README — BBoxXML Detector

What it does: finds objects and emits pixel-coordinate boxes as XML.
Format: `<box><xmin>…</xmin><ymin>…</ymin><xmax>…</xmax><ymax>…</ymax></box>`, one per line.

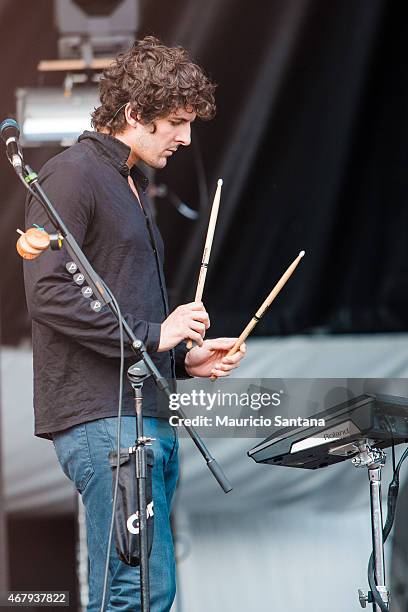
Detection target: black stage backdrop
<box><xmin>1</xmin><ymin>0</ymin><xmax>408</xmax><ymax>344</ymax></box>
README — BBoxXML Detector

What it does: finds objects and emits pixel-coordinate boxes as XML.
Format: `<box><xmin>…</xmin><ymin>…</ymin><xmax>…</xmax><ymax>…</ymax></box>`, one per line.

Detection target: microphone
<box><xmin>0</xmin><ymin>118</ymin><xmax>23</xmax><ymax>174</ymax></box>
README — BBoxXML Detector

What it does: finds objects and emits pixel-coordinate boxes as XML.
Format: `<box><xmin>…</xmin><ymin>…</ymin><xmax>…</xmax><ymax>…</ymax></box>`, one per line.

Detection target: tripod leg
<box><xmin>136</xmin><ymin>444</ymin><xmax>150</xmax><ymax>612</ymax></box>
<box><xmin>369</xmin><ymin>465</ymin><xmax>388</xmax><ymax>611</ymax></box>
<box><xmin>134</xmin><ymin>384</ymin><xmax>151</xmax><ymax>612</ymax></box>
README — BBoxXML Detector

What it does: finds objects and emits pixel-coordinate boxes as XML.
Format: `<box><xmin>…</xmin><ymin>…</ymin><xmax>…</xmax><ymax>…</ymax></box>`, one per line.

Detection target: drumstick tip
<box><xmin>217</xmin><ymin>178</ymin><xmax>223</xmax><ymax>187</ymax></box>
<box><xmin>299</xmin><ymin>250</ymin><xmax>305</xmax><ymax>258</ymax></box>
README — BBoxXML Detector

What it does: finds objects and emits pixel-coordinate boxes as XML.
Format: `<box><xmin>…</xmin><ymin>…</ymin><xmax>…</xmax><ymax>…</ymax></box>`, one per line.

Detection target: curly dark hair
<box><xmin>91</xmin><ymin>36</ymin><xmax>217</xmax><ymax>134</ymax></box>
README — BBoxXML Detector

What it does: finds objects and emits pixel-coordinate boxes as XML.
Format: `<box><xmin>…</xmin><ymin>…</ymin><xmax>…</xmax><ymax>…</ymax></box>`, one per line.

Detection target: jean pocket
<box><xmin>53</xmin><ymin>423</ymin><xmax>95</xmax><ymax>493</ymax></box>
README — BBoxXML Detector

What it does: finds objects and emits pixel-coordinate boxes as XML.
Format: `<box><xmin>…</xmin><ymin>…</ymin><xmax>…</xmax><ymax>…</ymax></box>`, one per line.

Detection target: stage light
<box><xmin>17</xmin><ymin>87</ymin><xmax>99</xmax><ymax>147</ymax></box>
<box><xmin>15</xmin><ymin>0</ymin><xmax>139</xmax><ymax>146</ymax></box>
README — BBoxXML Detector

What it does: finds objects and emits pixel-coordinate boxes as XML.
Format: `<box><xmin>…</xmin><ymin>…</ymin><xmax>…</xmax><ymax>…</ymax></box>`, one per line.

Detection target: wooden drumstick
<box><xmin>211</xmin><ymin>251</ymin><xmax>305</xmax><ymax>380</ymax></box>
<box><xmin>226</xmin><ymin>250</ymin><xmax>305</xmax><ymax>357</ymax></box>
<box><xmin>187</xmin><ymin>178</ymin><xmax>223</xmax><ymax>349</ymax></box>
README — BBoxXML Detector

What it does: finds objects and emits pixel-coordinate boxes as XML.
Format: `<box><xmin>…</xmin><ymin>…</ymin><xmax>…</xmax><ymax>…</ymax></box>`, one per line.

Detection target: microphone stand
<box><xmin>127</xmin><ymin>361</ymin><xmax>153</xmax><ymax>612</ymax></box>
<box><xmin>17</xmin><ymin>161</ymin><xmax>233</xmax><ymax>493</ymax></box>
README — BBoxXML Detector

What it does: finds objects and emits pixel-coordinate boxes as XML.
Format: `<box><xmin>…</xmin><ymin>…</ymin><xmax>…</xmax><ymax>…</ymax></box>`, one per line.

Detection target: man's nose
<box><xmin>176</xmin><ymin>123</ymin><xmax>191</xmax><ymax>146</ymax></box>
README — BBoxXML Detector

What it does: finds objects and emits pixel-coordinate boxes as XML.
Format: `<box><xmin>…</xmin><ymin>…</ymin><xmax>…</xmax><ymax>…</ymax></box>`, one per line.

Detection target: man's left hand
<box><xmin>185</xmin><ymin>338</ymin><xmax>246</xmax><ymax>378</ymax></box>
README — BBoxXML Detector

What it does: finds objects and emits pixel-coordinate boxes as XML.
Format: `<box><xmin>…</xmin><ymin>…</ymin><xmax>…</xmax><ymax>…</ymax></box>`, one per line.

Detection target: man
<box><xmin>23</xmin><ymin>37</ymin><xmax>246</xmax><ymax>611</ymax></box>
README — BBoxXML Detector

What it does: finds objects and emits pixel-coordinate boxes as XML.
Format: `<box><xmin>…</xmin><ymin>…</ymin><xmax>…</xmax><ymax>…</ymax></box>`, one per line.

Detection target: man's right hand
<box><xmin>158</xmin><ymin>302</ymin><xmax>210</xmax><ymax>352</ymax></box>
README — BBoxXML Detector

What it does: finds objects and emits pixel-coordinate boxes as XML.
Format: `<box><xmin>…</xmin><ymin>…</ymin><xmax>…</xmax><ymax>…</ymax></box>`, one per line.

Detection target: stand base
<box><xmin>353</xmin><ymin>441</ymin><xmax>389</xmax><ymax>612</ymax></box>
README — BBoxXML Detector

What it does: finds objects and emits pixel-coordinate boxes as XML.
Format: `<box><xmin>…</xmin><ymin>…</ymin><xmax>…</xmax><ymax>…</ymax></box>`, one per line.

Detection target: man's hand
<box><xmin>184</xmin><ymin>337</ymin><xmax>246</xmax><ymax>378</ymax></box>
<box><xmin>158</xmin><ymin>302</ymin><xmax>210</xmax><ymax>352</ymax></box>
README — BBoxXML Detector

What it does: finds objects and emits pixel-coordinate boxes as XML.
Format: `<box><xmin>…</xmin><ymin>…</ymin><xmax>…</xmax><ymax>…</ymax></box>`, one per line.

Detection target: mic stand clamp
<box><xmin>127</xmin><ymin>361</ymin><xmax>154</xmax><ymax>612</ymax></box>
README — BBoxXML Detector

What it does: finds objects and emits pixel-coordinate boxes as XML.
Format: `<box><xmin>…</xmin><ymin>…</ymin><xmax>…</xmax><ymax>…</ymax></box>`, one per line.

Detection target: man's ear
<box><xmin>124</xmin><ymin>103</ymin><xmax>139</xmax><ymax>128</ymax></box>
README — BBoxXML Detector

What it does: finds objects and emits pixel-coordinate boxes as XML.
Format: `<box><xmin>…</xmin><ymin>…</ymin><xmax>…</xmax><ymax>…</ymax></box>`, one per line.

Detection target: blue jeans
<box><xmin>53</xmin><ymin>417</ymin><xmax>179</xmax><ymax>612</ymax></box>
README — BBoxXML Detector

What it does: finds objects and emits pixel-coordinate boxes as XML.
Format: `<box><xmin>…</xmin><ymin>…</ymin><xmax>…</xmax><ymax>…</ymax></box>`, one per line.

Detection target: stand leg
<box><xmin>134</xmin><ymin>387</ymin><xmax>150</xmax><ymax>612</ymax></box>
<box><xmin>369</xmin><ymin>466</ymin><xmax>387</xmax><ymax>612</ymax></box>
<box><xmin>354</xmin><ymin>442</ymin><xmax>389</xmax><ymax>610</ymax></box>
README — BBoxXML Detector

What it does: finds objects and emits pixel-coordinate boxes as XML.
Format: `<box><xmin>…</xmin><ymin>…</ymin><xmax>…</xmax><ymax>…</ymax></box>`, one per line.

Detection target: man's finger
<box><xmin>217</xmin><ymin>361</ymin><xmax>238</xmax><ymax>372</ymax></box>
<box><xmin>189</xmin><ymin>301</ymin><xmax>206</xmax><ymax>310</ymax></box>
<box><xmin>221</xmin><ymin>353</ymin><xmax>242</xmax><ymax>365</ymax></box>
<box><xmin>206</xmin><ymin>337</ymin><xmax>239</xmax><ymax>351</ymax></box>
<box><xmin>190</xmin><ymin>320</ymin><xmax>206</xmax><ymax>336</ymax></box>
<box><xmin>188</xmin><ymin>330</ymin><xmax>204</xmax><ymax>346</ymax></box>
<box><xmin>210</xmin><ymin>367</ymin><xmax>230</xmax><ymax>378</ymax></box>
<box><xmin>191</xmin><ymin>311</ymin><xmax>211</xmax><ymax>327</ymax></box>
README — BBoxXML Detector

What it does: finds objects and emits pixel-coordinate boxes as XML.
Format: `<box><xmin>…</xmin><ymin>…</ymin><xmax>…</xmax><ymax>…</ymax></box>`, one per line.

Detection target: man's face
<box><xmin>128</xmin><ymin>107</ymin><xmax>196</xmax><ymax>169</ymax></box>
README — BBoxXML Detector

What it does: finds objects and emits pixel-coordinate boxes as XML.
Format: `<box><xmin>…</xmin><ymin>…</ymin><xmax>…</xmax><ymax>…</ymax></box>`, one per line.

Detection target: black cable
<box><xmin>368</xmin><ymin>555</ymin><xmax>388</xmax><ymax>612</ymax></box>
<box><xmin>17</xmin><ymin>172</ymin><xmax>35</xmax><ymax>196</ymax></box>
<box><xmin>391</xmin><ymin>442</ymin><xmax>396</xmax><ymax>476</ymax></box>
<box><xmin>22</xmin><ymin>165</ymin><xmax>62</xmax><ymax>229</ymax></box>
<box><xmin>99</xmin><ymin>286</ymin><xmax>125</xmax><ymax>612</ymax></box>
<box><xmin>384</xmin><ymin>417</ymin><xmax>396</xmax><ymax>476</ymax></box>
<box><xmin>389</xmin><ymin>437</ymin><xmax>396</xmax><ymax>478</ymax></box>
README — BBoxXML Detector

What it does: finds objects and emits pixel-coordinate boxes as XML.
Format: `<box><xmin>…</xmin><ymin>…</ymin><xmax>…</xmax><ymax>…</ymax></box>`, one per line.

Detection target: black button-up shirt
<box><xmin>24</xmin><ymin>131</ymin><xmax>187</xmax><ymax>438</ymax></box>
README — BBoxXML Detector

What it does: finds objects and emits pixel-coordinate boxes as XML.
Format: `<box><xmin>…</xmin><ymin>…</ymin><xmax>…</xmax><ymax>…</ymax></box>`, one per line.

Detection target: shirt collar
<box><xmin>78</xmin><ymin>130</ymin><xmax>149</xmax><ymax>192</ymax></box>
